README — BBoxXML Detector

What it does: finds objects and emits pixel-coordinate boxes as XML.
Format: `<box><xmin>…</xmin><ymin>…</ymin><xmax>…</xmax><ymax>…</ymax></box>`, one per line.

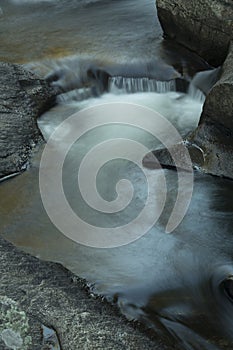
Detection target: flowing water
<box><xmin>1</xmin><ymin>1</ymin><xmax>233</xmax><ymax>349</ymax></box>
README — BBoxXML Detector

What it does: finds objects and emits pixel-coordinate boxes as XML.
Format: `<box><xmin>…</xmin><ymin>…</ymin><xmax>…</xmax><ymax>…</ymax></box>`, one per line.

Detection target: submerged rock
<box><xmin>0</xmin><ymin>62</ymin><xmax>55</xmax><ymax>180</ymax></box>
<box><xmin>156</xmin><ymin>0</ymin><xmax>233</xmax><ymax>66</ymax></box>
<box><xmin>143</xmin><ymin>142</ymin><xmax>204</xmax><ymax>171</ymax></box>
<box><xmin>0</xmin><ymin>237</ymin><xmax>173</xmax><ymax>350</ymax></box>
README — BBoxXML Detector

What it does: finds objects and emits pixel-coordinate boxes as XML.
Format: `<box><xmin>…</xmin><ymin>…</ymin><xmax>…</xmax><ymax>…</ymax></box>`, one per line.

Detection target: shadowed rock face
<box><xmin>189</xmin><ymin>43</ymin><xmax>233</xmax><ymax>178</ymax></box>
<box><xmin>0</xmin><ymin>237</ymin><xmax>173</xmax><ymax>350</ymax></box>
<box><xmin>143</xmin><ymin>45</ymin><xmax>233</xmax><ymax>178</ymax></box>
<box><xmin>0</xmin><ymin>62</ymin><xmax>55</xmax><ymax>180</ymax></box>
<box><xmin>154</xmin><ymin>0</ymin><xmax>233</xmax><ymax>179</ymax></box>
<box><xmin>156</xmin><ymin>0</ymin><xmax>233</xmax><ymax>66</ymax></box>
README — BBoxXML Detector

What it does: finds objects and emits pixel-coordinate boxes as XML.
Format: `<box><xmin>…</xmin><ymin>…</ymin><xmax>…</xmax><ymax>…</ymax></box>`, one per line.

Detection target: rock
<box><xmin>156</xmin><ymin>0</ymin><xmax>233</xmax><ymax>66</ymax></box>
<box><xmin>143</xmin><ymin>43</ymin><xmax>233</xmax><ymax>179</ymax></box>
<box><xmin>0</xmin><ymin>236</ymin><xmax>174</xmax><ymax>350</ymax></box>
<box><xmin>147</xmin><ymin>2</ymin><xmax>233</xmax><ymax>179</ymax></box>
<box><xmin>0</xmin><ymin>62</ymin><xmax>56</xmax><ymax>180</ymax></box>
<box><xmin>143</xmin><ymin>142</ymin><xmax>204</xmax><ymax>171</ymax></box>
<box><xmin>189</xmin><ymin>42</ymin><xmax>233</xmax><ymax>178</ymax></box>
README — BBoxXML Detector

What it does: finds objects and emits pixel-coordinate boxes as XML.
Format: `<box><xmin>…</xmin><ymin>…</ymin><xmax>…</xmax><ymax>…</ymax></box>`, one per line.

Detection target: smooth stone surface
<box><xmin>0</xmin><ymin>62</ymin><xmax>55</xmax><ymax>179</ymax></box>
<box><xmin>156</xmin><ymin>0</ymin><xmax>233</xmax><ymax>66</ymax></box>
<box><xmin>143</xmin><ymin>142</ymin><xmax>204</xmax><ymax>171</ymax></box>
<box><xmin>0</xmin><ymin>236</ymin><xmax>175</xmax><ymax>350</ymax></box>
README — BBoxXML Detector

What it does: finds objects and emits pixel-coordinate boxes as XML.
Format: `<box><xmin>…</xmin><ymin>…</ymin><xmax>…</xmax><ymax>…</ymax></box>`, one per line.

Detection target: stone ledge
<box><xmin>0</xmin><ymin>236</ymin><xmax>174</xmax><ymax>350</ymax></box>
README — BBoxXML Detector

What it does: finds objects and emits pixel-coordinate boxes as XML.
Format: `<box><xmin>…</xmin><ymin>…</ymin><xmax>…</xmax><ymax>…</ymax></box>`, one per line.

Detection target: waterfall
<box><xmin>191</xmin><ymin>67</ymin><xmax>221</xmax><ymax>94</ymax></box>
<box><xmin>187</xmin><ymin>67</ymin><xmax>221</xmax><ymax>103</ymax></box>
<box><xmin>108</xmin><ymin>76</ymin><xmax>206</xmax><ymax>103</ymax></box>
<box><xmin>55</xmin><ymin>75</ymin><xmax>207</xmax><ymax>104</ymax></box>
<box><xmin>187</xmin><ymin>83</ymin><xmax>206</xmax><ymax>103</ymax></box>
<box><xmin>57</xmin><ymin>87</ymin><xmax>96</xmax><ymax>103</ymax></box>
<box><xmin>108</xmin><ymin>76</ymin><xmax>177</xmax><ymax>94</ymax></box>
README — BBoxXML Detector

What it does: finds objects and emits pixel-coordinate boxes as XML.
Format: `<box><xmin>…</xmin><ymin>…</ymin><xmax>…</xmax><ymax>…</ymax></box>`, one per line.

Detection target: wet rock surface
<box><xmin>156</xmin><ymin>0</ymin><xmax>233</xmax><ymax>66</ymax></box>
<box><xmin>143</xmin><ymin>45</ymin><xmax>233</xmax><ymax>178</ymax></box>
<box><xmin>0</xmin><ymin>236</ymin><xmax>174</xmax><ymax>350</ymax></box>
<box><xmin>0</xmin><ymin>62</ymin><xmax>55</xmax><ymax>180</ymax></box>
<box><xmin>143</xmin><ymin>142</ymin><xmax>204</xmax><ymax>171</ymax></box>
<box><xmin>154</xmin><ymin>1</ymin><xmax>233</xmax><ymax>179</ymax></box>
<box><xmin>189</xmin><ymin>42</ymin><xmax>233</xmax><ymax>178</ymax></box>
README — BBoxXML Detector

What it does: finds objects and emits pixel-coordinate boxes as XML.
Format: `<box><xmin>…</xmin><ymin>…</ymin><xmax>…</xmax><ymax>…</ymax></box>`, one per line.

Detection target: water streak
<box><xmin>109</xmin><ymin>76</ymin><xmax>206</xmax><ymax>103</ymax></box>
<box><xmin>188</xmin><ymin>83</ymin><xmax>206</xmax><ymax>103</ymax></box>
<box><xmin>108</xmin><ymin>76</ymin><xmax>176</xmax><ymax>94</ymax></box>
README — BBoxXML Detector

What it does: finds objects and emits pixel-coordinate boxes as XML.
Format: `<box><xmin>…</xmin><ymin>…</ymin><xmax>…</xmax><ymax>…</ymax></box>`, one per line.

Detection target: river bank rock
<box><xmin>188</xmin><ymin>42</ymin><xmax>233</xmax><ymax>178</ymax></box>
<box><xmin>143</xmin><ymin>43</ymin><xmax>233</xmax><ymax>179</ymax></box>
<box><xmin>0</xmin><ymin>236</ymin><xmax>175</xmax><ymax>350</ymax></box>
<box><xmin>0</xmin><ymin>62</ymin><xmax>55</xmax><ymax>180</ymax></box>
<box><xmin>154</xmin><ymin>1</ymin><xmax>233</xmax><ymax>179</ymax></box>
<box><xmin>156</xmin><ymin>0</ymin><xmax>233</xmax><ymax>66</ymax></box>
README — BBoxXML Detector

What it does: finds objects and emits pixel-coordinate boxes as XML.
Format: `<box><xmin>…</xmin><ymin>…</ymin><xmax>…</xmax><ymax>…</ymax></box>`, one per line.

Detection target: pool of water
<box><xmin>1</xmin><ymin>0</ymin><xmax>233</xmax><ymax>349</ymax></box>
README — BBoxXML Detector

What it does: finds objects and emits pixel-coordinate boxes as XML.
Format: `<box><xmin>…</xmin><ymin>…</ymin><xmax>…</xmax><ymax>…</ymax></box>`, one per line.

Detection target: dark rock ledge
<box><xmin>0</xmin><ymin>237</ymin><xmax>172</xmax><ymax>350</ymax></box>
<box><xmin>0</xmin><ymin>62</ymin><xmax>55</xmax><ymax>180</ymax></box>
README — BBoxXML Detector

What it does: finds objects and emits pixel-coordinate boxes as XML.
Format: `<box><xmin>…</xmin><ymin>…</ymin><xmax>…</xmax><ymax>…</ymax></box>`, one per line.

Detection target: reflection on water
<box><xmin>0</xmin><ymin>0</ymin><xmax>209</xmax><ymax>77</ymax></box>
<box><xmin>0</xmin><ymin>0</ymin><xmax>161</xmax><ymax>63</ymax></box>
<box><xmin>1</xmin><ymin>89</ymin><xmax>233</xmax><ymax>348</ymax></box>
<box><xmin>1</xmin><ymin>147</ymin><xmax>233</xmax><ymax>349</ymax></box>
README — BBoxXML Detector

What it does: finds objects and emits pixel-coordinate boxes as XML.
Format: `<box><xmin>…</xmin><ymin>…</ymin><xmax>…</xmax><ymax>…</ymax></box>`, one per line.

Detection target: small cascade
<box><xmin>54</xmin><ymin>73</ymin><xmax>207</xmax><ymax>104</ymax></box>
<box><xmin>108</xmin><ymin>76</ymin><xmax>177</xmax><ymax>94</ymax></box>
<box><xmin>191</xmin><ymin>67</ymin><xmax>221</xmax><ymax>95</ymax></box>
<box><xmin>187</xmin><ymin>83</ymin><xmax>206</xmax><ymax>103</ymax></box>
<box><xmin>57</xmin><ymin>87</ymin><xmax>96</xmax><ymax>103</ymax></box>
<box><xmin>108</xmin><ymin>76</ymin><xmax>206</xmax><ymax>103</ymax></box>
<box><xmin>187</xmin><ymin>67</ymin><xmax>221</xmax><ymax>103</ymax></box>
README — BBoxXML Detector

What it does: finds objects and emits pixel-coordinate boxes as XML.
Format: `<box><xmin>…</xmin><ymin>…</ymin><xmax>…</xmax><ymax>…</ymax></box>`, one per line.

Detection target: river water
<box><xmin>1</xmin><ymin>1</ymin><xmax>233</xmax><ymax>349</ymax></box>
